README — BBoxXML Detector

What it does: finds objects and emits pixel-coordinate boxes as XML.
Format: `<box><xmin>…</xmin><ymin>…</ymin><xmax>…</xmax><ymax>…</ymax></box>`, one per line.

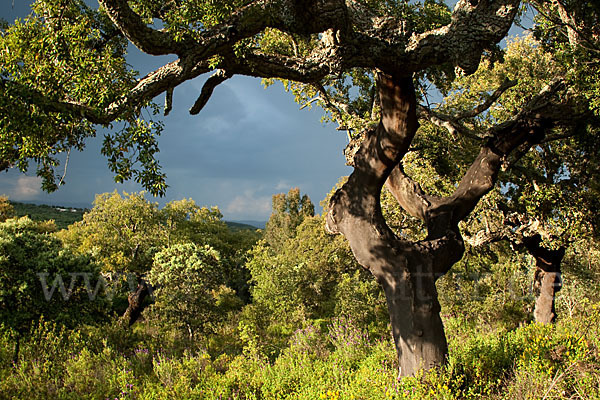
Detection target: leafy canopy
<box><xmin>1</xmin><ymin>0</ymin><xmax>162</xmax><ymax>193</ymax></box>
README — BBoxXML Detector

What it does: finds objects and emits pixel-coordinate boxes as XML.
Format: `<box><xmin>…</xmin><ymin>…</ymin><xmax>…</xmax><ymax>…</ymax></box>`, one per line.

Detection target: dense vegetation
<box><xmin>2</xmin><ymin>0</ymin><xmax>600</xmax><ymax>395</ymax></box>
<box><xmin>0</xmin><ymin>188</ymin><xmax>599</xmax><ymax>399</ymax></box>
<box><xmin>2</xmin><ymin>310</ymin><xmax>600</xmax><ymax>399</ymax></box>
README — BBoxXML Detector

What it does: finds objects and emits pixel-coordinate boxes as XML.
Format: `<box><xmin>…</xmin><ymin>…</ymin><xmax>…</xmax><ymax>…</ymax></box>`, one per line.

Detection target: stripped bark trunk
<box><xmin>523</xmin><ymin>235</ymin><xmax>565</xmax><ymax>324</ymax></box>
<box><xmin>121</xmin><ymin>279</ymin><xmax>151</xmax><ymax>327</ymax></box>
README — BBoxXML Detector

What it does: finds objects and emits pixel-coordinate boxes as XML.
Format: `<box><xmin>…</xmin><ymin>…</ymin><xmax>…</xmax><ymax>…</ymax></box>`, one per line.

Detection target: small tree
<box><xmin>162</xmin><ymin>198</ymin><xmax>261</xmax><ymax>301</ymax></box>
<box><xmin>147</xmin><ymin>243</ymin><xmax>230</xmax><ymax>341</ymax></box>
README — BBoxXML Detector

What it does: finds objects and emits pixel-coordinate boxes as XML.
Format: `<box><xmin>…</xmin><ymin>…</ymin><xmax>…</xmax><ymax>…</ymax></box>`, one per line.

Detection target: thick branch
<box><xmin>327</xmin><ymin>74</ymin><xmax>464</xmax><ymax>276</ymax></box>
<box><xmin>5</xmin><ymin>45</ymin><xmax>335</xmax><ymax>125</ymax></box>
<box><xmin>465</xmin><ymin>229</ymin><xmax>507</xmax><ymax>247</ymax></box>
<box><xmin>523</xmin><ymin>234</ymin><xmax>566</xmax><ymax>273</ymax></box>
<box><xmin>553</xmin><ymin>0</ymin><xmax>580</xmax><ymax>46</ymax></box>
<box><xmin>439</xmin><ymin>79</ymin><xmax>566</xmax><ymax>225</ymax></box>
<box><xmin>34</xmin><ymin>0</ymin><xmax>520</xmax><ymax>127</ymax></box>
<box><xmin>1</xmin><ymin>78</ymin><xmax>111</xmax><ymax>124</ymax></box>
<box><xmin>385</xmin><ymin>166</ymin><xmax>441</xmax><ymax>222</ymax></box>
<box><xmin>273</xmin><ymin>0</ymin><xmax>350</xmax><ymax>35</ymax></box>
<box><xmin>107</xmin><ymin>58</ymin><xmax>210</xmax><ymax>120</ymax></box>
<box><xmin>350</xmin><ymin>0</ymin><xmax>520</xmax><ymax>76</ymax></box>
<box><xmin>233</xmin><ymin>0</ymin><xmax>519</xmax><ymax>84</ymax></box>
<box><xmin>4</xmin><ymin>56</ymin><xmax>212</xmax><ymax>125</ymax></box>
<box><xmin>98</xmin><ymin>0</ymin><xmax>184</xmax><ymax>55</ymax></box>
<box><xmin>225</xmin><ymin>51</ymin><xmax>331</xmax><ymax>83</ymax></box>
<box><xmin>384</xmin><ymin>79</ymin><xmax>569</xmax><ymax>243</ymax></box>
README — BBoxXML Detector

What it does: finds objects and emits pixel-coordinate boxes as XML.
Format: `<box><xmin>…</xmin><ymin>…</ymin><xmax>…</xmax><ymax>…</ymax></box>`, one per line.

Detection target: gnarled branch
<box><xmin>189</xmin><ymin>69</ymin><xmax>231</xmax><ymax>115</ymax></box>
<box><xmin>98</xmin><ymin>0</ymin><xmax>185</xmax><ymax>55</ymax></box>
<box><xmin>455</xmin><ymin>78</ymin><xmax>518</xmax><ymax>120</ymax></box>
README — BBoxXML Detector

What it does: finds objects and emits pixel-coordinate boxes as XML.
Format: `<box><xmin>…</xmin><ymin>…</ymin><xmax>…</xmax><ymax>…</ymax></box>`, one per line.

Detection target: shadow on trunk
<box><xmin>121</xmin><ymin>279</ymin><xmax>152</xmax><ymax>327</ymax></box>
<box><xmin>326</xmin><ymin>73</ymin><xmax>564</xmax><ymax>376</ymax></box>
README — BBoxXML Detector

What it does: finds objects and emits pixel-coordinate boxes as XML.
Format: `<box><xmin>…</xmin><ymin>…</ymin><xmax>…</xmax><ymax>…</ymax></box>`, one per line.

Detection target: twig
<box><xmin>58</xmin><ymin>149</ymin><xmax>71</xmax><ymax>187</ymax></box>
<box><xmin>541</xmin><ymin>359</ymin><xmax>579</xmax><ymax>400</ymax></box>
<box><xmin>455</xmin><ymin>78</ymin><xmax>518</xmax><ymax>120</ymax></box>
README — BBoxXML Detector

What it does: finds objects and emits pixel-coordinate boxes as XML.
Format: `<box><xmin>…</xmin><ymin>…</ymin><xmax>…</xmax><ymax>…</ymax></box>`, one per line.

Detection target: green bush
<box><xmin>0</xmin><ymin>298</ymin><xmax>598</xmax><ymax>400</ymax></box>
<box><xmin>0</xmin><ymin>217</ymin><xmax>108</xmax><ymax>345</ymax></box>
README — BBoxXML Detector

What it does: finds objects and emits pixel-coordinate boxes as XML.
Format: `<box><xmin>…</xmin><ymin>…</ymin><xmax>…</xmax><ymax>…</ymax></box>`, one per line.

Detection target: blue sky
<box><xmin>0</xmin><ymin>1</ymin><xmax>351</xmax><ymax>221</ymax></box>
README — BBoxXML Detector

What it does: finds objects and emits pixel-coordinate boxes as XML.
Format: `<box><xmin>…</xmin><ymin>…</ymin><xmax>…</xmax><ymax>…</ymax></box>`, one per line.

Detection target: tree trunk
<box><xmin>326</xmin><ymin>73</ymin><xmax>465</xmax><ymax>376</ymax></box>
<box><xmin>121</xmin><ymin>279</ymin><xmax>151</xmax><ymax>327</ymax></box>
<box><xmin>523</xmin><ymin>235</ymin><xmax>565</xmax><ymax>324</ymax></box>
<box><xmin>382</xmin><ymin>261</ymin><xmax>453</xmax><ymax>376</ymax></box>
<box><xmin>326</xmin><ymin>73</ymin><xmax>555</xmax><ymax>376</ymax></box>
<box><xmin>533</xmin><ymin>268</ymin><xmax>562</xmax><ymax>324</ymax></box>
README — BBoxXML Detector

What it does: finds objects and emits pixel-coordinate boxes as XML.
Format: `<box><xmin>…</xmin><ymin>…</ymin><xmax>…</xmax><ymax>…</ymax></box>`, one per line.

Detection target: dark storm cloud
<box><xmin>161</xmin><ymin>77</ymin><xmax>346</xmax><ymax>181</ymax></box>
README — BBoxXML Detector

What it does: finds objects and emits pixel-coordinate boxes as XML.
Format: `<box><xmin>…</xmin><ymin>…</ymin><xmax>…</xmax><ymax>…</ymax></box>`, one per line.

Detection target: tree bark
<box><xmin>121</xmin><ymin>279</ymin><xmax>151</xmax><ymax>327</ymax></box>
<box><xmin>523</xmin><ymin>235</ymin><xmax>565</xmax><ymax>324</ymax></box>
<box><xmin>326</xmin><ymin>73</ymin><xmax>465</xmax><ymax>376</ymax></box>
<box><xmin>327</xmin><ymin>74</ymin><xmax>559</xmax><ymax>376</ymax></box>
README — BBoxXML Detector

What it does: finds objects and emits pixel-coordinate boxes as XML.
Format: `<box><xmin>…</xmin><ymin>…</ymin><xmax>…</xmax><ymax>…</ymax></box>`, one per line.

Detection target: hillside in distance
<box><xmin>231</xmin><ymin>220</ymin><xmax>266</xmax><ymax>229</ymax></box>
<box><xmin>10</xmin><ymin>201</ymin><xmax>262</xmax><ymax>231</ymax></box>
<box><xmin>11</xmin><ymin>201</ymin><xmax>87</xmax><ymax>229</ymax></box>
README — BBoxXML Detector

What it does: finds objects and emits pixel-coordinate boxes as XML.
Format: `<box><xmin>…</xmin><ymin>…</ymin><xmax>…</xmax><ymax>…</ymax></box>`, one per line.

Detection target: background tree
<box><xmin>59</xmin><ymin>191</ymin><xmax>260</xmax><ymax>325</ymax></box>
<box><xmin>0</xmin><ymin>217</ymin><xmax>106</xmax><ymax>359</ymax></box>
<box><xmin>528</xmin><ymin>0</ymin><xmax>600</xmax><ymax>115</ymax></box>
<box><xmin>58</xmin><ymin>191</ymin><xmax>163</xmax><ymax>325</ymax></box>
<box><xmin>0</xmin><ymin>195</ymin><xmax>15</xmax><ymax>222</ymax></box>
<box><xmin>162</xmin><ymin>199</ymin><xmax>226</xmax><ymax>246</ymax></box>
<box><xmin>147</xmin><ymin>242</ymin><xmax>236</xmax><ymax>342</ymax></box>
<box><xmin>263</xmin><ymin>188</ymin><xmax>315</xmax><ymax>251</ymax></box>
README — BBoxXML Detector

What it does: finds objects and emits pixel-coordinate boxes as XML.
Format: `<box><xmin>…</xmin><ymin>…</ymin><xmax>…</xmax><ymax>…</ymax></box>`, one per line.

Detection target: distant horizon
<box><xmin>6</xmin><ymin>197</ymin><xmax>270</xmax><ymax>227</ymax></box>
